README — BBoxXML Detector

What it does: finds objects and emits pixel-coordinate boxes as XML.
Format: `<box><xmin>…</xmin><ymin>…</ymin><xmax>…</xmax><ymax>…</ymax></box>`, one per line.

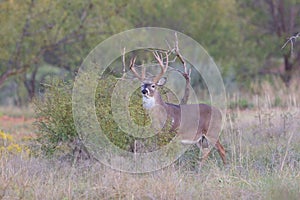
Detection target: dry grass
<box><xmin>0</xmin><ymin>94</ymin><xmax>300</xmax><ymax>199</ymax></box>
<box><xmin>0</xmin><ymin>105</ymin><xmax>35</xmax><ymax>119</ymax></box>
<box><xmin>0</xmin><ymin>152</ymin><xmax>299</xmax><ymax>200</ymax></box>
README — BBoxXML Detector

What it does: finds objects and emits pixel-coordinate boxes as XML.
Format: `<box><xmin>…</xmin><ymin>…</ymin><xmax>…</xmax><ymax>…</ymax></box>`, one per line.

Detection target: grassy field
<box><xmin>0</xmin><ymin>97</ymin><xmax>299</xmax><ymax>200</ymax></box>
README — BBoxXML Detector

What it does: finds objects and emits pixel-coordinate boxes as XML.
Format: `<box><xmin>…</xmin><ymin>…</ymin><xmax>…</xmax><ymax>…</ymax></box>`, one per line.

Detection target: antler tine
<box><xmin>129</xmin><ymin>56</ymin><xmax>145</xmax><ymax>81</ymax></box>
<box><xmin>153</xmin><ymin>51</ymin><xmax>169</xmax><ymax>83</ymax></box>
<box><xmin>141</xmin><ymin>63</ymin><xmax>146</xmax><ymax>80</ymax></box>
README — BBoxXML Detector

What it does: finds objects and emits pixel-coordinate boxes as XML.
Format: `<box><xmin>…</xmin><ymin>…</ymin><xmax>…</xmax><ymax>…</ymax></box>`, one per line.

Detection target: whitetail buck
<box><xmin>129</xmin><ymin>52</ymin><xmax>226</xmax><ymax>165</ymax></box>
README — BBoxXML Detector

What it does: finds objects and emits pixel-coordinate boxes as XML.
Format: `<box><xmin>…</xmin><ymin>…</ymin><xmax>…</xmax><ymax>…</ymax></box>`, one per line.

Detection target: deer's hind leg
<box><xmin>215</xmin><ymin>140</ymin><xmax>226</xmax><ymax>165</ymax></box>
<box><xmin>197</xmin><ymin>136</ymin><xmax>211</xmax><ymax>166</ymax></box>
<box><xmin>197</xmin><ymin>136</ymin><xmax>226</xmax><ymax>166</ymax></box>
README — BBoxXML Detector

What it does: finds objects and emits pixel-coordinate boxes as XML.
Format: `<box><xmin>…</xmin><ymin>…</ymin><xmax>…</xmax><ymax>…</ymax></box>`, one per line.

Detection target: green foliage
<box><xmin>34</xmin><ymin>75</ymin><xmax>179</xmax><ymax>156</ymax></box>
<box><xmin>34</xmin><ymin>78</ymin><xmax>76</xmax><ymax>155</ymax></box>
<box><xmin>95</xmin><ymin>76</ymin><xmax>177</xmax><ymax>152</ymax></box>
<box><xmin>95</xmin><ymin>76</ymin><xmax>135</xmax><ymax>151</ymax></box>
<box><xmin>125</xmin><ymin>0</ymin><xmax>241</xmax><ymax>76</ymax></box>
<box><xmin>3</xmin><ymin>0</ymin><xmax>300</xmax><ymax>104</ymax></box>
<box><xmin>0</xmin><ymin>0</ymin><xmax>132</xmax><ymax>104</ymax></box>
<box><xmin>236</xmin><ymin>0</ymin><xmax>300</xmax><ymax>87</ymax></box>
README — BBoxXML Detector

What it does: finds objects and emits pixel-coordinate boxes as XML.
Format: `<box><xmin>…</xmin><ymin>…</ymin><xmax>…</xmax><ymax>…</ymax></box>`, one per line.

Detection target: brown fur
<box><xmin>143</xmin><ymin>81</ymin><xmax>226</xmax><ymax>165</ymax></box>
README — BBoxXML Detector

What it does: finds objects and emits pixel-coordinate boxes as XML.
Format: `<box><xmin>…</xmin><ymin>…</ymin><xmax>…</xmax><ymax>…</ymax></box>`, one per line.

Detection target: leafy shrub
<box><xmin>95</xmin><ymin>76</ymin><xmax>135</xmax><ymax>151</ymax></box>
<box><xmin>34</xmin><ymin>76</ymin><xmax>177</xmax><ymax>158</ymax></box>
<box><xmin>34</xmin><ymin>78</ymin><xmax>76</xmax><ymax>156</ymax></box>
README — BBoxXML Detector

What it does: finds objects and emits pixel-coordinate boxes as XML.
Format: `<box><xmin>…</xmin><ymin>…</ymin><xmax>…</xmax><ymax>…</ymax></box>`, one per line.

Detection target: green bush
<box><xmin>34</xmin><ymin>76</ymin><xmax>177</xmax><ymax>158</ymax></box>
<box><xmin>95</xmin><ymin>76</ymin><xmax>135</xmax><ymax>151</ymax></box>
<box><xmin>34</xmin><ymin>78</ymin><xmax>76</xmax><ymax>156</ymax></box>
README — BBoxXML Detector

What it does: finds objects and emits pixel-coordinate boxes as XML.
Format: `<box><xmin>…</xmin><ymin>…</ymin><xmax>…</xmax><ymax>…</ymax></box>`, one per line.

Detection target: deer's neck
<box><xmin>142</xmin><ymin>91</ymin><xmax>167</xmax><ymax>110</ymax></box>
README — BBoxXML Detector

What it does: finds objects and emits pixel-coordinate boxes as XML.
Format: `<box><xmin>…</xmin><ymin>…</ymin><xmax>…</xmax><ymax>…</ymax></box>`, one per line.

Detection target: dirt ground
<box><xmin>0</xmin><ymin>115</ymin><xmax>36</xmax><ymax>141</ymax></box>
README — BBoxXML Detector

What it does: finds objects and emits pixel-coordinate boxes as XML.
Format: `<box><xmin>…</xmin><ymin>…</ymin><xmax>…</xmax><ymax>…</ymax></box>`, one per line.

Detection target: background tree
<box><xmin>1</xmin><ymin>0</ymin><xmax>300</xmax><ymax>105</ymax></box>
<box><xmin>237</xmin><ymin>0</ymin><xmax>300</xmax><ymax>87</ymax></box>
<box><xmin>124</xmin><ymin>0</ymin><xmax>242</xmax><ymax>90</ymax></box>
<box><xmin>0</xmin><ymin>0</ymin><xmax>130</xmax><ymax>104</ymax></box>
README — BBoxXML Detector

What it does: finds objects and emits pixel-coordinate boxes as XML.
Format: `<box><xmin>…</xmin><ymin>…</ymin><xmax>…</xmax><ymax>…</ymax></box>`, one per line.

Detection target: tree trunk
<box><xmin>24</xmin><ymin>65</ymin><xmax>38</xmax><ymax>101</ymax></box>
<box><xmin>281</xmin><ymin>54</ymin><xmax>293</xmax><ymax>87</ymax></box>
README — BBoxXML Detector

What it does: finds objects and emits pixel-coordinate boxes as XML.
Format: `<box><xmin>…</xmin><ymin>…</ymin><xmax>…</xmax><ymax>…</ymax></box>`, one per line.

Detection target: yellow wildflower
<box><xmin>7</xmin><ymin>143</ymin><xmax>22</xmax><ymax>153</ymax></box>
<box><xmin>0</xmin><ymin>130</ymin><xmax>13</xmax><ymax>141</ymax></box>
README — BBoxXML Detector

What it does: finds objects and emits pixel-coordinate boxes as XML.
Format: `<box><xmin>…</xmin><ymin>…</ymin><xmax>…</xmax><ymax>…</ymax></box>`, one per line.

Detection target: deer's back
<box><xmin>170</xmin><ymin>103</ymin><xmax>222</xmax><ymax>142</ymax></box>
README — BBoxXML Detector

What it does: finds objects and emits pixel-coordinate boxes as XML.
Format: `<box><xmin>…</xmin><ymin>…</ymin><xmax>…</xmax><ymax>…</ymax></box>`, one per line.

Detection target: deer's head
<box><xmin>130</xmin><ymin>52</ymin><xmax>169</xmax><ymax>109</ymax></box>
<box><xmin>141</xmin><ymin>77</ymin><xmax>166</xmax><ymax>98</ymax></box>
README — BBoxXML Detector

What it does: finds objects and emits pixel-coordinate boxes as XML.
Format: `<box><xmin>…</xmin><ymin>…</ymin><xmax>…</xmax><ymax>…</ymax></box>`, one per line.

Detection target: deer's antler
<box><xmin>129</xmin><ymin>56</ymin><xmax>145</xmax><ymax>81</ymax></box>
<box><xmin>153</xmin><ymin>51</ymin><xmax>169</xmax><ymax>83</ymax></box>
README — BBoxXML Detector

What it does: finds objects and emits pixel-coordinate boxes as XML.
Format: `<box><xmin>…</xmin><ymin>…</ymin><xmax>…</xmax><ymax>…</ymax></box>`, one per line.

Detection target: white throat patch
<box><xmin>142</xmin><ymin>96</ymin><xmax>156</xmax><ymax>109</ymax></box>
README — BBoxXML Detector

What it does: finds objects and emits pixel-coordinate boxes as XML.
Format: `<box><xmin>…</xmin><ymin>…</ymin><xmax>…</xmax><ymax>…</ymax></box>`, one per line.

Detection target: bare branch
<box><xmin>0</xmin><ymin>65</ymin><xmax>30</xmax><ymax>87</ymax></box>
<box><xmin>281</xmin><ymin>32</ymin><xmax>300</xmax><ymax>55</ymax></box>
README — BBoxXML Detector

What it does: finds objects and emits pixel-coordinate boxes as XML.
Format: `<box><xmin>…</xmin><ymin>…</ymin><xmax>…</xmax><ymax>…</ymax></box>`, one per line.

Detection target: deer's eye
<box><xmin>151</xmin><ymin>85</ymin><xmax>155</xmax><ymax>88</ymax></box>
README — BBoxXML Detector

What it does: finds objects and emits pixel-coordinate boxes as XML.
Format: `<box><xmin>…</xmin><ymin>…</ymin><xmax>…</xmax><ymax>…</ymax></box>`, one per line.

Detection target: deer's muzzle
<box><xmin>142</xmin><ymin>89</ymin><xmax>148</xmax><ymax>95</ymax></box>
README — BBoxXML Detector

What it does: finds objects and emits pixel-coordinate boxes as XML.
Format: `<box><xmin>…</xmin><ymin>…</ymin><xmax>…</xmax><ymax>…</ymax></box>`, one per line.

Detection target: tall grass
<box><xmin>0</xmin><ymin>107</ymin><xmax>299</xmax><ymax>199</ymax></box>
<box><xmin>0</xmin><ymin>82</ymin><xmax>299</xmax><ymax>199</ymax></box>
<box><xmin>0</xmin><ymin>149</ymin><xmax>299</xmax><ymax>199</ymax></box>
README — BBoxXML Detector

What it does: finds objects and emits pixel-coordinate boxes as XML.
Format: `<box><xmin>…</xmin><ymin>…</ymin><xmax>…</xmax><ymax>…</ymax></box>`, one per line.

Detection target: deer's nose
<box><xmin>142</xmin><ymin>89</ymin><xmax>147</xmax><ymax>94</ymax></box>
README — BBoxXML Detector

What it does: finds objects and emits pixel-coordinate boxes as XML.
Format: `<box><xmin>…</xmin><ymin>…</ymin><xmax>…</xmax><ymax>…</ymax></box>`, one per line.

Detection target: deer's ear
<box><xmin>157</xmin><ymin>77</ymin><xmax>167</xmax><ymax>86</ymax></box>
